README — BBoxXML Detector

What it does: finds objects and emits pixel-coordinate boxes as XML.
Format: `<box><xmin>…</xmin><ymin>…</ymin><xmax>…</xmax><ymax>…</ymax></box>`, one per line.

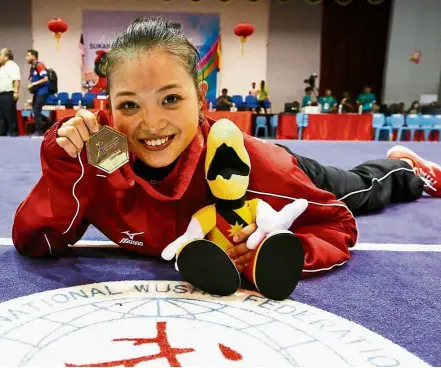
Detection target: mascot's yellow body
<box><xmin>162</xmin><ymin>119</ymin><xmax>307</xmax><ymax>301</ymax></box>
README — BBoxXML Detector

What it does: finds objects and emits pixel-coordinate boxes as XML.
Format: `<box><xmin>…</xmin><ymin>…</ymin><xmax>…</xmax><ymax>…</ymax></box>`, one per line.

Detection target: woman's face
<box><xmin>109</xmin><ymin>50</ymin><xmax>203</xmax><ymax>168</ymax></box>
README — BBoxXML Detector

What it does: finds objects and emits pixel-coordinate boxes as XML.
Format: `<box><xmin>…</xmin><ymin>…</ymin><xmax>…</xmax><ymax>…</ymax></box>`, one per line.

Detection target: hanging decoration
<box><xmin>304</xmin><ymin>0</ymin><xmax>386</xmax><ymax>4</ymax></box>
<box><xmin>234</xmin><ymin>22</ymin><xmax>254</xmax><ymax>56</ymax></box>
<box><xmin>335</xmin><ymin>0</ymin><xmax>353</xmax><ymax>5</ymax></box>
<box><xmin>47</xmin><ymin>18</ymin><xmax>68</xmax><ymax>50</ymax></box>
<box><xmin>367</xmin><ymin>0</ymin><xmax>386</xmax><ymax>4</ymax></box>
<box><xmin>409</xmin><ymin>49</ymin><xmax>422</xmax><ymax>65</ymax></box>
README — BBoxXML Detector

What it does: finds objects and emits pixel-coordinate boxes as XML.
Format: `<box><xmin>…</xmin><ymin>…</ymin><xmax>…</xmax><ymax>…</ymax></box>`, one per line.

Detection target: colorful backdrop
<box><xmin>82</xmin><ymin>10</ymin><xmax>221</xmax><ymax>98</ymax></box>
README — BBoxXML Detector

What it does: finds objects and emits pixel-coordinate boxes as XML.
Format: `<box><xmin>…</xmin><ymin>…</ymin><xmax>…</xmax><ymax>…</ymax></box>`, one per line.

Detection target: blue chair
<box><xmin>83</xmin><ymin>92</ymin><xmax>97</xmax><ymax>107</ymax></box>
<box><xmin>21</xmin><ymin>109</ymin><xmax>32</xmax><ymax>118</ymax></box>
<box><xmin>420</xmin><ymin>114</ymin><xmax>441</xmax><ymax>141</ymax></box>
<box><xmin>254</xmin><ymin>115</ymin><xmax>268</xmax><ymax>137</ymax></box>
<box><xmin>245</xmin><ymin>95</ymin><xmax>258</xmax><ymax>110</ymax></box>
<box><xmin>269</xmin><ymin>114</ymin><xmax>278</xmax><ymax>137</ymax></box>
<box><xmin>296</xmin><ymin>113</ymin><xmax>309</xmax><ymax>140</ymax></box>
<box><xmin>432</xmin><ymin>115</ymin><xmax>441</xmax><ymax>141</ymax></box>
<box><xmin>372</xmin><ymin>113</ymin><xmax>392</xmax><ymax>141</ymax></box>
<box><xmin>45</xmin><ymin>94</ymin><xmax>58</xmax><ymax>105</ymax></box>
<box><xmin>232</xmin><ymin>95</ymin><xmax>244</xmax><ymax>108</ymax></box>
<box><xmin>398</xmin><ymin>114</ymin><xmax>422</xmax><ymax>141</ymax></box>
<box><xmin>388</xmin><ymin>114</ymin><xmax>405</xmax><ymax>141</ymax></box>
<box><xmin>57</xmin><ymin>92</ymin><xmax>70</xmax><ymax>106</ymax></box>
<box><xmin>71</xmin><ymin>92</ymin><xmax>83</xmax><ymax>106</ymax></box>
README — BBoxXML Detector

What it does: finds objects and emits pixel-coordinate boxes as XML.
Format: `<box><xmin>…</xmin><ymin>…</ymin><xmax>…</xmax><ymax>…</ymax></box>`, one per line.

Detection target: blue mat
<box><xmin>1</xmin><ymin>137</ymin><xmax>440</xmax><ymax>366</ymax></box>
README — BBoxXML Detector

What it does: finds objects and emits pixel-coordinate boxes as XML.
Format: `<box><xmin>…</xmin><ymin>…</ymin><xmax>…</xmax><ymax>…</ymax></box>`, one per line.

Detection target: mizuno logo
<box><xmin>120</xmin><ymin>230</ymin><xmax>144</xmax><ymax>247</ymax></box>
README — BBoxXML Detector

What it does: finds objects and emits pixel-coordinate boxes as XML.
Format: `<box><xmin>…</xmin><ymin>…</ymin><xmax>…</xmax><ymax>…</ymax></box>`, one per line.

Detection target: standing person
<box><xmin>0</xmin><ymin>48</ymin><xmax>20</xmax><ymax>136</ymax></box>
<box><xmin>302</xmin><ymin>87</ymin><xmax>314</xmax><ymax>108</ymax></box>
<box><xmin>12</xmin><ymin>18</ymin><xmax>441</xmax><ymax>288</ymax></box>
<box><xmin>340</xmin><ymin>91</ymin><xmax>354</xmax><ymax>113</ymax></box>
<box><xmin>26</xmin><ymin>49</ymin><xmax>51</xmax><ymax>135</ymax></box>
<box><xmin>249</xmin><ymin>81</ymin><xmax>258</xmax><ymax>96</ymax></box>
<box><xmin>257</xmin><ymin>80</ymin><xmax>269</xmax><ymax>113</ymax></box>
<box><xmin>318</xmin><ymin>89</ymin><xmax>337</xmax><ymax>113</ymax></box>
<box><xmin>357</xmin><ymin>85</ymin><xmax>376</xmax><ymax>113</ymax></box>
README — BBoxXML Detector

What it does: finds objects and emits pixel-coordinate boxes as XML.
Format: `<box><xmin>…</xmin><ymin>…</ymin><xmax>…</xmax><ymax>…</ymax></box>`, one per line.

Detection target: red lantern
<box><xmin>234</xmin><ymin>22</ymin><xmax>254</xmax><ymax>56</ymax></box>
<box><xmin>48</xmin><ymin>18</ymin><xmax>68</xmax><ymax>50</ymax></box>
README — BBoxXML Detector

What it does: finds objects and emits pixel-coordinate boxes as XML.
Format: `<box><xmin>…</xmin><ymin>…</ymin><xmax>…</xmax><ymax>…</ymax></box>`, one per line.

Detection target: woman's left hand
<box><xmin>226</xmin><ymin>223</ymin><xmax>257</xmax><ymax>272</ymax></box>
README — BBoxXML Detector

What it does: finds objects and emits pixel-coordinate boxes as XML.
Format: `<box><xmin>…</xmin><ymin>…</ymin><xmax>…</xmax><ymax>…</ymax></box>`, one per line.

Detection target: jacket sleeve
<box><xmin>245</xmin><ymin>137</ymin><xmax>358</xmax><ymax>276</ymax></box>
<box><xmin>293</xmin><ymin>200</ymin><xmax>357</xmax><ymax>277</ymax></box>
<box><xmin>12</xmin><ymin>120</ymin><xmax>98</xmax><ymax>256</ymax></box>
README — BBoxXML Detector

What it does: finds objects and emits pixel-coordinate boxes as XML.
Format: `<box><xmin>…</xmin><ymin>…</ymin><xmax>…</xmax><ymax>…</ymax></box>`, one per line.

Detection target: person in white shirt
<box><xmin>249</xmin><ymin>81</ymin><xmax>258</xmax><ymax>96</ymax></box>
<box><xmin>0</xmin><ymin>48</ymin><xmax>20</xmax><ymax>136</ymax></box>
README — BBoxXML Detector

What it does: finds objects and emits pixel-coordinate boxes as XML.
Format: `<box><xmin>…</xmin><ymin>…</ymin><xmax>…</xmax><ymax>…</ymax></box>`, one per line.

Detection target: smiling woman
<box><xmin>106</xmin><ymin>18</ymin><xmax>205</xmax><ymax>168</ymax></box>
<box><xmin>11</xmin><ymin>17</ymin><xmax>441</xmax><ymax>302</ymax></box>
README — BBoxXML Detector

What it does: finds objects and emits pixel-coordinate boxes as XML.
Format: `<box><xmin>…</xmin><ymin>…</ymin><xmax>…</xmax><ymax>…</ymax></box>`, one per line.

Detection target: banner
<box><xmin>82</xmin><ymin>10</ymin><xmax>220</xmax><ymax>98</ymax></box>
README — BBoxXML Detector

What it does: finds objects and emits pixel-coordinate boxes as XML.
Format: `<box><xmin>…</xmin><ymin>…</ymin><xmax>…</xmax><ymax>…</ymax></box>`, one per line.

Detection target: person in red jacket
<box><xmin>12</xmin><ymin>17</ymin><xmax>441</xmax><ymax>278</ymax></box>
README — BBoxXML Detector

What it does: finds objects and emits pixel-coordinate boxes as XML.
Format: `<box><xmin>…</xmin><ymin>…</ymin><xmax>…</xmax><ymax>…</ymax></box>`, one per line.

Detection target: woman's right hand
<box><xmin>56</xmin><ymin>109</ymin><xmax>101</xmax><ymax>158</ymax></box>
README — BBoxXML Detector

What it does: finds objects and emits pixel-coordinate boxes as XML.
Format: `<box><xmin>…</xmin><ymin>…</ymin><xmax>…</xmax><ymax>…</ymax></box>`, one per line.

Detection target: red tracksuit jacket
<box><xmin>12</xmin><ymin>113</ymin><xmax>357</xmax><ymax>276</ymax></box>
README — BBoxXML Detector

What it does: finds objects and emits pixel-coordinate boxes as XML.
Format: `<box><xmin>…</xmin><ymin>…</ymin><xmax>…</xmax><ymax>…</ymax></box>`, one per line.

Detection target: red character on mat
<box><xmin>65</xmin><ymin>321</ymin><xmax>241</xmax><ymax>367</ymax></box>
<box><xmin>12</xmin><ymin>18</ymin><xmax>441</xmax><ymax>292</ymax></box>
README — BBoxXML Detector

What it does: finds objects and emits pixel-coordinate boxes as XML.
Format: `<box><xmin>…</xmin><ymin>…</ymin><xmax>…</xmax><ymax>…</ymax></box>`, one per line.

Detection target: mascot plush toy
<box><xmin>162</xmin><ymin>119</ymin><xmax>308</xmax><ymax>301</ymax></box>
<box><xmin>89</xmin><ymin>50</ymin><xmax>108</xmax><ymax>93</ymax></box>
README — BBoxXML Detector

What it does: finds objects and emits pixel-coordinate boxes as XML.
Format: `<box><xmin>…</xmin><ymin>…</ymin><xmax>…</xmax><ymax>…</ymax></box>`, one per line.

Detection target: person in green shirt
<box><xmin>357</xmin><ymin>86</ymin><xmax>376</xmax><ymax>113</ymax></box>
<box><xmin>302</xmin><ymin>87</ymin><xmax>314</xmax><ymax>108</ymax></box>
<box><xmin>257</xmin><ymin>80</ymin><xmax>269</xmax><ymax>113</ymax></box>
<box><xmin>318</xmin><ymin>89</ymin><xmax>338</xmax><ymax>113</ymax></box>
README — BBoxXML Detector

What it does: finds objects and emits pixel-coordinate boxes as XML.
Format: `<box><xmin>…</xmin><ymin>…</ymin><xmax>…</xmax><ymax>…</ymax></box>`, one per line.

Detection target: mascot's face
<box><xmin>109</xmin><ymin>50</ymin><xmax>203</xmax><ymax>168</ymax></box>
<box><xmin>205</xmin><ymin>119</ymin><xmax>251</xmax><ymax>200</ymax></box>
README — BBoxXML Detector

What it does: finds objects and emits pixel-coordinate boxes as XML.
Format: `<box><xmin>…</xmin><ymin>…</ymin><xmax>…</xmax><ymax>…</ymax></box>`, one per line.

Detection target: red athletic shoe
<box><xmin>387</xmin><ymin>145</ymin><xmax>441</xmax><ymax>197</ymax></box>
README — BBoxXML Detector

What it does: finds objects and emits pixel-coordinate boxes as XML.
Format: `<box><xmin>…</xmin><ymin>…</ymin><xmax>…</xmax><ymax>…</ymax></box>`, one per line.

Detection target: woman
<box><xmin>407</xmin><ymin>101</ymin><xmax>420</xmax><ymax>115</ymax></box>
<box><xmin>13</xmin><ymin>18</ymin><xmax>441</xmax><ymax>278</ymax></box>
<box><xmin>256</xmin><ymin>80</ymin><xmax>269</xmax><ymax>114</ymax></box>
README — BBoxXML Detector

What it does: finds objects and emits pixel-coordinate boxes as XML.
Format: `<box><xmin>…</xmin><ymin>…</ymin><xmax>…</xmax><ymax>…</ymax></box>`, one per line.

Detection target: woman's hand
<box><xmin>56</xmin><ymin>109</ymin><xmax>101</xmax><ymax>158</ymax></box>
<box><xmin>226</xmin><ymin>223</ymin><xmax>257</xmax><ymax>272</ymax></box>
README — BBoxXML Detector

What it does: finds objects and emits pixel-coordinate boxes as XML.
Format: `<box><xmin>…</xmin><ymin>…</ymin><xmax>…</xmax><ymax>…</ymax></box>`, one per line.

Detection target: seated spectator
<box><xmin>357</xmin><ymin>85</ymin><xmax>376</xmax><ymax>113</ymax></box>
<box><xmin>216</xmin><ymin>88</ymin><xmax>233</xmax><ymax>111</ymax></box>
<box><xmin>398</xmin><ymin>102</ymin><xmax>406</xmax><ymax>114</ymax></box>
<box><xmin>249</xmin><ymin>81</ymin><xmax>258</xmax><ymax>96</ymax></box>
<box><xmin>389</xmin><ymin>103</ymin><xmax>400</xmax><ymax>114</ymax></box>
<box><xmin>378</xmin><ymin>104</ymin><xmax>389</xmax><ymax>114</ymax></box>
<box><xmin>340</xmin><ymin>91</ymin><xmax>354</xmax><ymax>113</ymax></box>
<box><xmin>318</xmin><ymin>89</ymin><xmax>337</xmax><ymax>113</ymax></box>
<box><xmin>302</xmin><ymin>87</ymin><xmax>314</xmax><ymax>108</ymax></box>
<box><xmin>407</xmin><ymin>101</ymin><xmax>420</xmax><ymax>114</ymax></box>
<box><xmin>257</xmin><ymin>80</ymin><xmax>269</xmax><ymax>114</ymax></box>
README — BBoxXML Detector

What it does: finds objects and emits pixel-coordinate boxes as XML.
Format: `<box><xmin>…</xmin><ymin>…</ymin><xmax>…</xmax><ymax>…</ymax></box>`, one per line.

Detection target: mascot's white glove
<box><xmin>246</xmin><ymin>198</ymin><xmax>309</xmax><ymax>250</ymax></box>
<box><xmin>161</xmin><ymin>217</ymin><xmax>205</xmax><ymax>262</ymax></box>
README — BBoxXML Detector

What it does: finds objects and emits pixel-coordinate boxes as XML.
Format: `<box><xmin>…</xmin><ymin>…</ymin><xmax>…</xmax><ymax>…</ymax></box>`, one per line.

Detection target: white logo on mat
<box><xmin>120</xmin><ymin>231</ymin><xmax>144</xmax><ymax>246</ymax></box>
<box><xmin>0</xmin><ymin>281</ymin><xmax>429</xmax><ymax>367</ymax></box>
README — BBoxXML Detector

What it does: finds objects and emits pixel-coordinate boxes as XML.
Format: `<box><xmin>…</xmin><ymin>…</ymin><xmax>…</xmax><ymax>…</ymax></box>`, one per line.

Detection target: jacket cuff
<box><xmin>42</xmin><ymin>117</ymin><xmax>74</xmax><ymax>159</ymax></box>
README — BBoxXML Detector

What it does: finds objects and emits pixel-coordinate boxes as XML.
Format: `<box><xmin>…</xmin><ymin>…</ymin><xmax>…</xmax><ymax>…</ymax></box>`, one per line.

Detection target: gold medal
<box><xmin>86</xmin><ymin>126</ymin><xmax>129</xmax><ymax>174</ymax></box>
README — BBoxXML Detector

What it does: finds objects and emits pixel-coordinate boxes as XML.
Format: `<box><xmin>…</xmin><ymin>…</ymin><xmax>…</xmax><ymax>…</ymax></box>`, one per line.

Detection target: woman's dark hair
<box><xmin>106</xmin><ymin>17</ymin><xmax>201</xmax><ymax>90</ymax></box>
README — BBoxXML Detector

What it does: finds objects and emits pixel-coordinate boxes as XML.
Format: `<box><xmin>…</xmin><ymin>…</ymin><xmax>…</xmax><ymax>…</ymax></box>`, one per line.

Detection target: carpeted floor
<box><xmin>0</xmin><ymin>137</ymin><xmax>440</xmax><ymax>365</ymax></box>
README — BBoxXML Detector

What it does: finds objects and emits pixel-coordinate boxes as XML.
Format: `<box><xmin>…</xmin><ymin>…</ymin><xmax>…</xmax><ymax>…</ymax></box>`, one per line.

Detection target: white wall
<box><xmin>32</xmin><ymin>0</ymin><xmax>269</xmax><ymax>96</ymax></box>
<box><xmin>383</xmin><ymin>0</ymin><xmax>441</xmax><ymax>104</ymax></box>
<box><xmin>267</xmin><ymin>0</ymin><xmax>322</xmax><ymax>112</ymax></box>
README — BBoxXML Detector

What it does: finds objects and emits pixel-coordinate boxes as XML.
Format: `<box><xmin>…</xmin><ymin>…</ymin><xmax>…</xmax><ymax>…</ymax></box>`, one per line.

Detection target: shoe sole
<box><xmin>177</xmin><ymin>239</ymin><xmax>241</xmax><ymax>296</ymax></box>
<box><xmin>254</xmin><ymin>231</ymin><xmax>304</xmax><ymax>301</ymax></box>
